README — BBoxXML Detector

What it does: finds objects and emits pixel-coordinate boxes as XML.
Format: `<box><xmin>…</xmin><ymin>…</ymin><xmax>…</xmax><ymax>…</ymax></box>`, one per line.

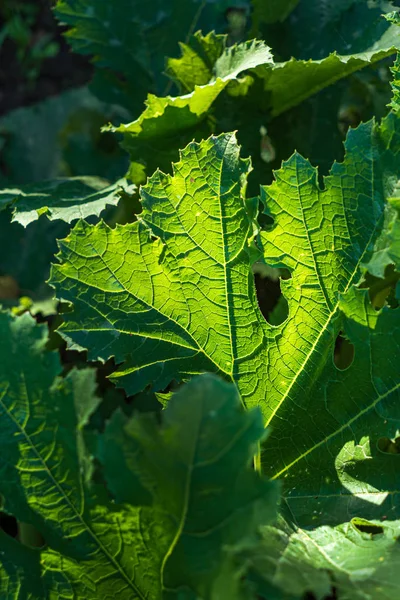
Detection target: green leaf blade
<box><xmin>113</xmin><ymin>24</ymin><xmax>400</xmax><ymax>184</ymax></box>
<box><xmin>0</xmin><ymin>313</ymin><xmax>278</xmax><ymax>598</ymax></box>
<box><xmin>50</xmin><ymin>133</ymin><xmax>267</xmax><ymax>398</ymax></box>
<box><xmin>52</xmin><ymin>113</ymin><xmax>400</xmax><ymax>532</ymax></box>
<box><xmin>0</xmin><ymin>312</ymin><xmax>168</xmax><ymax>599</ymax></box>
<box><xmin>100</xmin><ymin>374</ymin><xmax>279</xmax><ymax>598</ymax></box>
<box><xmin>0</xmin><ymin>177</ymin><xmax>132</xmax><ymax>226</ymax></box>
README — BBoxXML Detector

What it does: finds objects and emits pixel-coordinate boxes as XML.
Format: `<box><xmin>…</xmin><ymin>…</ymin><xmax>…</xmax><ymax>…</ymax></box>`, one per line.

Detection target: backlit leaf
<box><xmin>51</xmin><ymin>108</ymin><xmax>400</xmax><ymax>526</ymax></box>
<box><xmin>112</xmin><ymin>24</ymin><xmax>400</xmax><ymax>183</ymax></box>
<box><xmin>0</xmin><ymin>313</ymin><xmax>277</xmax><ymax>598</ymax></box>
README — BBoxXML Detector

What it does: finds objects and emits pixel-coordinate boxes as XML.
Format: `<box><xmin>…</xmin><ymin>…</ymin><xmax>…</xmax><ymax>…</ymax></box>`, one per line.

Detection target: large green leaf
<box><xmin>0</xmin><ymin>177</ymin><xmax>132</xmax><ymax>226</ymax></box>
<box><xmin>0</xmin><ymin>313</ymin><xmax>277</xmax><ymax>598</ymax></box>
<box><xmin>50</xmin><ymin>133</ymin><xmax>268</xmax><ymax>396</ymax></box>
<box><xmin>111</xmin><ymin>23</ymin><xmax>400</xmax><ymax>184</ymax></box>
<box><xmin>255</xmin><ymin>110</ymin><xmax>400</xmax><ymax>524</ymax></box>
<box><xmin>99</xmin><ymin>374</ymin><xmax>278</xmax><ymax>599</ymax></box>
<box><xmin>261</xmin><ymin>145</ymin><xmax>400</xmax><ymax>530</ymax></box>
<box><xmin>51</xmin><ymin>111</ymin><xmax>400</xmax><ymax>524</ymax></box>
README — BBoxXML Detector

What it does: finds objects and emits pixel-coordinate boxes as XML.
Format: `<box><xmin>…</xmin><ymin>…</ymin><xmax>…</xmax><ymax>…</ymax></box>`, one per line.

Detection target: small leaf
<box><xmin>0</xmin><ymin>177</ymin><xmax>133</xmax><ymax>226</ymax></box>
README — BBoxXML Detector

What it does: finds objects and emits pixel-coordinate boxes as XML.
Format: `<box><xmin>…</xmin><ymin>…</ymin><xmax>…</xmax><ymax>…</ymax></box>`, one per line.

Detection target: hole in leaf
<box><xmin>338</xmin><ymin>106</ymin><xmax>363</xmax><ymax>138</ymax></box>
<box><xmin>352</xmin><ymin>517</ymin><xmax>384</xmax><ymax>535</ymax></box>
<box><xmin>360</xmin><ymin>265</ymin><xmax>400</xmax><ymax>310</ymax></box>
<box><xmin>333</xmin><ymin>332</ymin><xmax>355</xmax><ymax>370</ymax></box>
<box><xmin>378</xmin><ymin>436</ymin><xmax>400</xmax><ymax>455</ymax></box>
<box><xmin>0</xmin><ymin>512</ymin><xmax>18</xmax><ymax>538</ymax></box>
<box><xmin>386</xmin><ymin>286</ymin><xmax>400</xmax><ymax>310</ymax></box>
<box><xmin>258</xmin><ymin>212</ymin><xmax>274</xmax><ymax>231</ymax></box>
<box><xmin>253</xmin><ymin>265</ymin><xmax>290</xmax><ymax>325</ymax></box>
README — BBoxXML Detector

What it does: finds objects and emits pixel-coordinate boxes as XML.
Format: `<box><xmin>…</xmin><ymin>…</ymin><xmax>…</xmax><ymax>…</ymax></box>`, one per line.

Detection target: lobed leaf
<box><xmin>52</xmin><ymin>107</ymin><xmax>400</xmax><ymax>527</ymax></box>
<box><xmin>0</xmin><ymin>312</ymin><xmax>277</xmax><ymax>598</ymax></box>
<box><xmin>99</xmin><ymin>374</ymin><xmax>279</xmax><ymax>598</ymax></box>
<box><xmin>111</xmin><ymin>23</ymin><xmax>400</xmax><ymax>183</ymax></box>
<box><xmin>108</xmin><ymin>38</ymin><xmax>273</xmax><ymax>183</ymax></box>
<box><xmin>50</xmin><ymin>133</ymin><xmax>262</xmax><ymax>396</ymax></box>
<box><xmin>257</xmin><ymin>109</ymin><xmax>400</xmax><ymax>523</ymax></box>
<box><xmin>54</xmin><ymin>0</ymin><xmax>246</xmax><ymax>114</ymax></box>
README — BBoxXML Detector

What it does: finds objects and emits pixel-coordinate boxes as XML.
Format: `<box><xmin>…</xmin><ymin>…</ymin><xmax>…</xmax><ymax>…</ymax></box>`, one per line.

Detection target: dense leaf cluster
<box><xmin>0</xmin><ymin>1</ymin><xmax>400</xmax><ymax>598</ymax></box>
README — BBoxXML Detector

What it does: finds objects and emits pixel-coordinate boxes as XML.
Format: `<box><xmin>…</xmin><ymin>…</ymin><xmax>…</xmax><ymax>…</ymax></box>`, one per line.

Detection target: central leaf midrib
<box><xmin>295</xmin><ymin>158</ymin><xmax>332</xmax><ymax>312</ymax></box>
<box><xmin>218</xmin><ymin>138</ymin><xmax>235</xmax><ymax>379</ymax></box>
<box><xmin>160</xmin><ymin>397</ymin><xmax>202</xmax><ymax>589</ymax></box>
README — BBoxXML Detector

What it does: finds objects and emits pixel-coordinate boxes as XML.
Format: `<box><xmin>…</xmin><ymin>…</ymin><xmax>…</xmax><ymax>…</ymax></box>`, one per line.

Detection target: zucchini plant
<box><xmin>0</xmin><ymin>1</ymin><xmax>399</xmax><ymax>598</ymax></box>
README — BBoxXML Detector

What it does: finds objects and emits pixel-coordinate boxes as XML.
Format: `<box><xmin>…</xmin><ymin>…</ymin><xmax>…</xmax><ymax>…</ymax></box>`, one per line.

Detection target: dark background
<box><xmin>0</xmin><ymin>0</ymin><xmax>91</xmax><ymax>116</ymax></box>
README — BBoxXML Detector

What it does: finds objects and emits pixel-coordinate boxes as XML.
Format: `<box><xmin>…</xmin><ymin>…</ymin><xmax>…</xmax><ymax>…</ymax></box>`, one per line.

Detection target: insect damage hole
<box><xmin>351</xmin><ymin>517</ymin><xmax>384</xmax><ymax>536</ymax></box>
<box><xmin>253</xmin><ymin>264</ymin><xmax>290</xmax><ymax>325</ymax></box>
<box><xmin>0</xmin><ymin>511</ymin><xmax>18</xmax><ymax>539</ymax></box>
<box><xmin>333</xmin><ymin>332</ymin><xmax>355</xmax><ymax>370</ymax></box>
<box><xmin>377</xmin><ymin>436</ymin><xmax>400</xmax><ymax>455</ymax></box>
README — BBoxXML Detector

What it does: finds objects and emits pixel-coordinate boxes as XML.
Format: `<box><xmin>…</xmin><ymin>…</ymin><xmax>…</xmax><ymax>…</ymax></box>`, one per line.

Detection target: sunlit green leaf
<box><xmin>52</xmin><ymin>107</ymin><xmax>400</xmax><ymax>527</ymax></box>
<box><xmin>54</xmin><ymin>0</ymin><xmax>249</xmax><ymax>114</ymax></box>
<box><xmin>0</xmin><ymin>313</ymin><xmax>277</xmax><ymax>598</ymax></box>
<box><xmin>112</xmin><ymin>25</ymin><xmax>400</xmax><ymax>183</ymax></box>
